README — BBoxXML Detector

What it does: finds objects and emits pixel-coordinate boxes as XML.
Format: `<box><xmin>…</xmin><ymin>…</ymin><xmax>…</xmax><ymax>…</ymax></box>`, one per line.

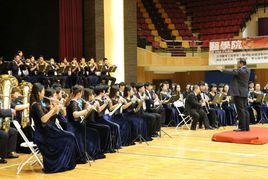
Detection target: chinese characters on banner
<box><xmin>209</xmin><ymin>36</ymin><xmax>268</xmax><ymax>65</ymax></box>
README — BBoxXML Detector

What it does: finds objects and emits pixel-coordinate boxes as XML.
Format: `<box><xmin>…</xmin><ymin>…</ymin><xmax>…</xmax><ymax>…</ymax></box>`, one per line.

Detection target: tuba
<box><xmin>20</xmin><ymin>81</ymin><xmax>32</xmax><ymax>128</ymax></box>
<box><xmin>0</xmin><ymin>75</ymin><xmax>18</xmax><ymax>132</ymax></box>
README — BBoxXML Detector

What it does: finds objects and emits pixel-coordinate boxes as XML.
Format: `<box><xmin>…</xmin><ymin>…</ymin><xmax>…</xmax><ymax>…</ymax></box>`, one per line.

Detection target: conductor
<box><xmin>217</xmin><ymin>58</ymin><xmax>250</xmax><ymax>131</ymax></box>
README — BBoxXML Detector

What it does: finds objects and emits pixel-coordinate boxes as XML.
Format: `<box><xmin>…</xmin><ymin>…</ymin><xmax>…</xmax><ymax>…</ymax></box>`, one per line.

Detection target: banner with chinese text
<box><xmin>209</xmin><ymin>36</ymin><xmax>268</xmax><ymax>65</ymax></box>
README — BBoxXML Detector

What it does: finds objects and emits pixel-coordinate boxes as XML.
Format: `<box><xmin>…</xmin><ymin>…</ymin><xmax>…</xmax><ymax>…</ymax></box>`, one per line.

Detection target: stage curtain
<box><xmin>59</xmin><ymin>0</ymin><xmax>83</xmax><ymax>60</ymax></box>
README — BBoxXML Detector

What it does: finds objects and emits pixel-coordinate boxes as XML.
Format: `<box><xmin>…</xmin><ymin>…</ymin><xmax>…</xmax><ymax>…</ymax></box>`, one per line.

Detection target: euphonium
<box><xmin>0</xmin><ymin>75</ymin><xmax>18</xmax><ymax>132</ymax></box>
<box><xmin>20</xmin><ymin>81</ymin><xmax>32</xmax><ymax>128</ymax></box>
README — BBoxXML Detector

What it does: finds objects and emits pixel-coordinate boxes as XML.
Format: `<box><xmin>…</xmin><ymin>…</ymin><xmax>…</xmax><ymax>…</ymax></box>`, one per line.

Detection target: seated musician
<box><xmin>48</xmin><ymin>58</ymin><xmax>60</xmax><ymax>85</ymax></box>
<box><xmin>21</xmin><ymin>58</ymin><xmax>31</xmax><ymax>81</ymax></box>
<box><xmin>28</xmin><ymin>56</ymin><xmax>38</xmax><ymax>80</ymax></box>
<box><xmin>94</xmin><ymin>85</ymin><xmax>121</xmax><ymax>150</ymax></box>
<box><xmin>57</xmin><ymin>58</ymin><xmax>69</xmax><ymax>88</ymax></box>
<box><xmin>100</xmin><ymin>58</ymin><xmax>116</xmax><ymax>85</ymax></box>
<box><xmin>79</xmin><ymin>57</ymin><xmax>89</xmax><ymax>87</ymax></box>
<box><xmin>248</xmin><ymin>81</ymin><xmax>255</xmax><ymax>93</ymax></box>
<box><xmin>17</xmin><ymin>50</ymin><xmax>26</xmax><ymax>62</ymax></box>
<box><xmin>83</xmin><ymin>88</ymin><xmax>112</xmax><ymax>154</ymax></box>
<box><xmin>87</xmin><ymin>58</ymin><xmax>99</xmax><ymax>86</ymax></box>
<box><xmin>0</xmin><ymin>108</ymin><xmax>18</xmax><ymax>164</ymax></box>
<box><xmin>183</xmin><ymin>84</ymin><xmax>191</xmax><ymax>99</ymax></box>
<box><xmin>43</xmin><ymin>88</ymin><xmax>66</xmax><ymax>126</ymax></box>
<box><xmin>122</xmin><ymin>85</ymin><xmax>148</xmax><ymax>140</ymax></box>
<box><xmin>252</xmin><ymin>83</ymin><xmax>268</xmax><ymax>123</ymax></box>
<box><xmin>52</xmin><ymin>86</ymin><xmax>68</xmax><ymax>130</ymax></box>
<box><xmin>159</xmin><ymin>82</ymin><xmax>179</xmax><ymax>126</ymax></box>
<box><xmin>47</xmin><ymin>58</ymin><xmax>59</xmax><ymax>75</ymax></box>
<box><xmin>135</xmin><ymin>83</ymin><xmax>159</xmax><ymax>138</ymax></box>
<box><xmin>221</xmin><ymin>84</ymin><xmax>237</xmax><ymax>126</ymax></box>
<box><xmin>130</xmin><ymin>82</ymin><xmax>138</xmax><ymax>94</ymax></box>
<box><xmin>108</xmin><ymin>86</ymin><xmax>133</xmax><ymax>146</ymax></box>
<box><xmin>70</xmin><ymin>58</ymin><xmax>82</xmax><ymax>86</ymax></box>
<box><xmin>11</xmin><ymin>54</ymin><xmax>24</xmax><ymax>81</ymax></box>
<box><xmin>66</xmin><ymin>85</ymin><xmax>105</xmax><ymax>160</ymax></box>
<box><xmin>37</xmin><ymin>56</ymin><xmax>50</xmax><ymax>87</ymax></box>
<box><xmin>118</xmin><ymin>82</ymin><xmax>126</xmax><ymax>97</ymax></box>
<box><xmin>30</xmin><ymin>83</ymin><xmax>82</xmax><ymax>173</ymax></box>
<box><xmin>144</xmin><ymin>82</ymin><xmax>165</xmax><ymax>125</ymax></box>
<box><xmin>171</xmin><ymin>84</ymin><xmax>185</xmax><ymax>121</ymax></box>
<box><xmin>198</xmin><ymin>82</ymin><xmax>218</xmax><ymax>128</ymax></box>
<box><xmin>208</xmin><ymin>83</ymin><xmax>227</xmax><ymax>126</ymax></box>
<box><xmin>184</xmin><ymin>85</ymin><xmax>213</xmax><ymax>130</ymax></box>
<box><xmin>248</xmin><ymin>84</ymin><xmax>257</xmax><ymax>124</ymax></box>
<box><xmin>10</xmin><ymin>87</ymin><xmax>33</xmax><ymax>153</ymax></box>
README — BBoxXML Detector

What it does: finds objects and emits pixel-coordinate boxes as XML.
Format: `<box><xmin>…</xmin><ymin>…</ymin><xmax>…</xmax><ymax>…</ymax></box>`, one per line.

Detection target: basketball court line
<box><xmin>132</xmin><ymin>144</ymin><xmax>265</xmax><ymax>157</ymax></box>
<box><xmin>119</xmin><ymin>151</ymin><xmax>268</xmax><ymax>169</ymax></box>
<box><xmin>0</xmin><ymin>163</ymin><xmax>19</xmax><ymax>170</ymax></box>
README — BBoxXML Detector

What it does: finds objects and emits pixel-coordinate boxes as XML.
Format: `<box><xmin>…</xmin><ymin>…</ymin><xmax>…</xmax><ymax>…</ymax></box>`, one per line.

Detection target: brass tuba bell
<box><xmin>19</xmin><ymin>81</ymin><xmax>32</xmax><ymax>128</ymax></box>
<box><xmin>0</xmin><ymin>75</ymin><xmax>18</xmax><ymax>132</ymax></box>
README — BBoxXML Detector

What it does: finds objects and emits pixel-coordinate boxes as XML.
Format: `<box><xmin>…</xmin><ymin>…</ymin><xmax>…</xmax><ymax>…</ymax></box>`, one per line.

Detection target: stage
<box><xmin>212</xmin><ymin>126</ymin><xmax>268</xmax><ymax>145</ymax></box>
<box><xmin>1</xmin><ymin>126</ymin><xmax>268</xmax><ymax>178</ymax></box>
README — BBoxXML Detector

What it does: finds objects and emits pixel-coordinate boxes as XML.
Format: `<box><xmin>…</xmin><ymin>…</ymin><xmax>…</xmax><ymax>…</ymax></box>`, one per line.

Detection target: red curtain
<box><xmin>59</xmin><ymin>0</ymin><xmax>83</xmax><ymax>59</ymax></box>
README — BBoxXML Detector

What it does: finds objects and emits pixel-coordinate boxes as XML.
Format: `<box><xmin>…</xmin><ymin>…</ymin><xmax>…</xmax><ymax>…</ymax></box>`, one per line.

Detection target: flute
<box><xmin>79</xmin><ymin>98</ymin><xmax>98</xmax><ymax>112</ymax></box>
<box><xmin>43</xmin><ymin>96</ymin><xmax>65</xmax><ymax>105</ymax></box>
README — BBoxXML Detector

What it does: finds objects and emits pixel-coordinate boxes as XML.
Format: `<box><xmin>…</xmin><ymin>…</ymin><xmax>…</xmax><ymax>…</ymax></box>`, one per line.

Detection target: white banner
<box><xmin>209</xmin><ymin>36</ymin><xmax>268</xmax><ymax>65</ymax></box>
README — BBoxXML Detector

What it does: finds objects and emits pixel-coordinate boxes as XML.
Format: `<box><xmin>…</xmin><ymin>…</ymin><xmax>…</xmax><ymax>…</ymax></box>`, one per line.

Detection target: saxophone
<box><xmin>0</xmin><ymin>75</ymin><xmax>18</xmax><ymax>132</ymax></box>
<box><xmin>20</xmin><ymin>81</ymin><xmax>32</xmax><ymax>128</ymax></box>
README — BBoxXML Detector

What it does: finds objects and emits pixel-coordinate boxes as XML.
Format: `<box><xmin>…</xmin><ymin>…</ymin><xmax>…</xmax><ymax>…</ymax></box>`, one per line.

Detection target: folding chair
<box><xmin>13</xmin><ymin>120</ymin><xmax>43</xmax><ymax>174</ymax></box>
<box><xmin>173</xmin><ymin>101</ymin><xmax>192</xmax><ymax>130</ymax></box>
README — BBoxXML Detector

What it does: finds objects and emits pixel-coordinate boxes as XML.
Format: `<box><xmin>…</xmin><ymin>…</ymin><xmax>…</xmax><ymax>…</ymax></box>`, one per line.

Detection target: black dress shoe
<box><xmin>94</xmin><ymin>154</ymin><xmax>106</xmax><ymax>160</ymax></box>
<box><xmin>6</xmin><ymin>153</ymin><xmax>19</xmax><ymax>159</ymax></box>
<box><xmin>109</xmin><ymin>149</ymin><xmax>116</xmax><ymax>153</ymax></box>
<box><xmin>233</xmin><ymin>129</ymin><xmax>248</xmax><ymax>132</ymax></box>
<box><xmin>0</xmin><ymin>158</ymin><xmax>7</xmax><ymax>164</ymax></box>
<box><xmin>205</xmin><ymin>125</ymin><xmax>214</xmax><ymax>130</ymax></box>
<box><xmin>77</xmin><ymin>157</ymin><xmax>87</xmax><ymax>164</ymax></box>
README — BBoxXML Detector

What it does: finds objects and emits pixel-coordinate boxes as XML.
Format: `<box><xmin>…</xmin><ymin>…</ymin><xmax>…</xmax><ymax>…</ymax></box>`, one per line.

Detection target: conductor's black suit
<box><xmin>222</xmin><ymin>66</ymin><xmax>250</xmax><ymax>130</ymax></box>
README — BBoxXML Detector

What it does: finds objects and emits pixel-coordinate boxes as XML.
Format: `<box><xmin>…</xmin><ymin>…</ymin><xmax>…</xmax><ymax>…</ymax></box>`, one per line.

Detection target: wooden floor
<box><xmin>1</xmin><ymin>125</ymin><xmax>268</xmax><ymax>179</ymax></box>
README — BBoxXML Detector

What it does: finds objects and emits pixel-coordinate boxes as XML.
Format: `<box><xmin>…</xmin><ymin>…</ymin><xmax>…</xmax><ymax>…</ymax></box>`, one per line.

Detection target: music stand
<box><xmin>79</xmin><ymin>107</ymin><xmax>95</xmax><ymax>165</ymax></box>
<box><xmin>166</xmin><ymin>95</ymin><xmax>180</xmax><ymax>127</ymax></box>
<box><xmin>255</xmin><ymin>93</ymin><xmax>265</xmax><ymax>103</ymax></box>
<box><xmin>131</xmin><ymin>102</ymin><xmax>149</xmax><ymax>146</ymax></box>
<box><xmin>108</xmin><ymin>66</ymin><xmax>117</xmax><ymax>73</ymax></box>
<box><xmin>166</xmin><ymin>95</ymin><xmax>180</xmax><ymax>104</ymax></box>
